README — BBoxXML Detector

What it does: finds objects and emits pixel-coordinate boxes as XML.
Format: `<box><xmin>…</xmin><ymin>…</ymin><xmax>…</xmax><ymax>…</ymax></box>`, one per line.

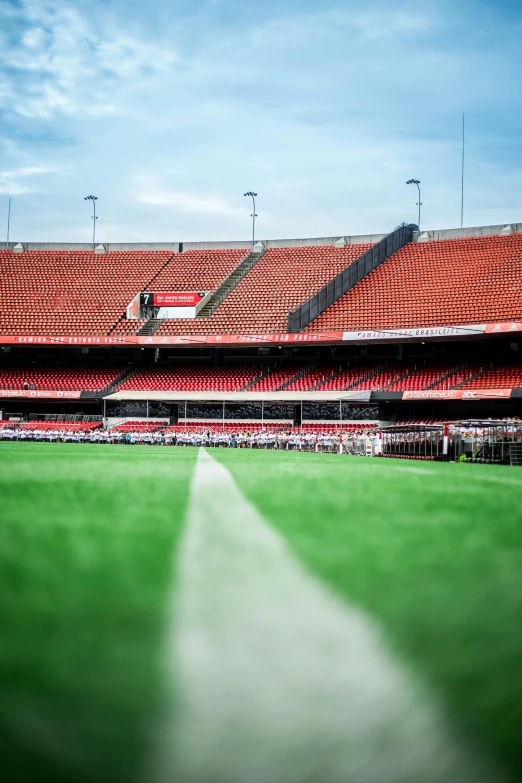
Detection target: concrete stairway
<box><xmin>137</xmin><ymin>319</ymin><xmax>164</xmax><ymax>336</ymax></box>
<box><xmin>197</xmin><ymin>247</ymin><xmax>265</xmax><ymax>318</ymax></box>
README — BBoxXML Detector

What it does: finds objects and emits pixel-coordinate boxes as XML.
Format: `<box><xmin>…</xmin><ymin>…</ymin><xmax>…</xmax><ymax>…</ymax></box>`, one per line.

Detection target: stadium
<box><xmin>2</xmin><ymin>1</ymin><xmax>522</xmax><ymax>782</ymax></box>
<box><xmin>2</xmin><ymin>220</ymin><xmax>522</xmax><ymax>783</ymax></box>
<box><xmin>1</xmin><ymin>222</ymin><xmax>522</xmax><ymax>453</ymax></box>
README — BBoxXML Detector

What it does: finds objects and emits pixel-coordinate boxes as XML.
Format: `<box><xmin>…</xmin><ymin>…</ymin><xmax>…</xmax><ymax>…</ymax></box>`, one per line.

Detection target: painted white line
<box><xmin>153</xmin><ymin>448</ymin><xmax>501</xmax><ymax>783</ymax></box>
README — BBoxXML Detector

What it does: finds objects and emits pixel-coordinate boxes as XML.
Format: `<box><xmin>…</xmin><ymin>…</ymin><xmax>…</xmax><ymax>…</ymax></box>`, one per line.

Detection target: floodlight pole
<box><xmin>244</xmin><ymin>191</ymin><xmax>258</xmax><ymax>247</ymax></box>
<box><xmin>84</xmin><ymin>195</ymin><xmax>98</xmax><ymax>250</ymax></box>
<box><xmin>406</xmin><ymin>179</ymin><xmax>422</xmax><ymax>233</ymax></box>
<box><xmin>460</xmin><ymin>113</ymin><xmax>465</xmax><ymax>229</ymax></box>
<box><xmin>6</xmin><ymin>197</ymin><xmax>11</xmax><ymax>248</ymax></box>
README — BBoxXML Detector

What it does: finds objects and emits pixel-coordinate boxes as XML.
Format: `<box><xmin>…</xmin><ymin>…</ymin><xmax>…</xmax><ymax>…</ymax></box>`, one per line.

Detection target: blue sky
<box><xmin>0</xmin><ymin>0</ymin><xmax>521</xmax><ymax>242</ymax></box>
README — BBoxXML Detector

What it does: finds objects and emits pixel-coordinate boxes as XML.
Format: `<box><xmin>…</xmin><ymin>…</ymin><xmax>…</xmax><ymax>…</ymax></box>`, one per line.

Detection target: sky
<box><xmin>0</xmin><ymin>0</ymin><xmax>521</xmax><ymax>243</ymax></box>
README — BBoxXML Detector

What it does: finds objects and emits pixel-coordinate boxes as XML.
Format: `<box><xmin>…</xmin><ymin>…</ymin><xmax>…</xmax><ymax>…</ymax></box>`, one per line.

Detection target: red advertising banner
<box><xmin>137</xmin><ymin>331</ymin><xmax>345</xmax><ymax>346</ymax></box>
<box><xmin>0</xmin><ymin>320</ymin><xmax>521</xmax><ymax>348</ymax></box>
<box><xmin>402</xmin><ymin>389</ymin><xmax>512</xmax><ymax>401</ymax></box>
<box><xmin>0</xmin><ymin>389</ymin><xmax>82</xmax><ymax>399</ymax></box>
<box><xmin>153</xmin><ymin>292</ymin><xmax>205</xmax><ymax>307</ymax></box>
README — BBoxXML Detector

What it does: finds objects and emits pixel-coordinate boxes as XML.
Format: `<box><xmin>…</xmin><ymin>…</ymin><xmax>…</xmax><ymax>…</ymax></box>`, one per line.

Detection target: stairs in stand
<box><xmin>137</xmin><ymin>319</ymin><xmax>164</xmax><ymax>336</ymax></box>
<box><xmin>277</xmin><ymin>365</ymin><xmax>315</xmax><ymax>391</ymax></box>
<box><xmin>197</xmin><ymin>247</ymin><xmax>265</xmax><ymax>318</ymax></box>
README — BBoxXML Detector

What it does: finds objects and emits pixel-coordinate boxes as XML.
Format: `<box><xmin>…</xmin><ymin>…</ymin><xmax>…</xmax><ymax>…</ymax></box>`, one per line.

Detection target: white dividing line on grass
<box><xmin>152</xmin><ymin>448</ymin><xmax>502</xmax><ymax>783</ymax></box>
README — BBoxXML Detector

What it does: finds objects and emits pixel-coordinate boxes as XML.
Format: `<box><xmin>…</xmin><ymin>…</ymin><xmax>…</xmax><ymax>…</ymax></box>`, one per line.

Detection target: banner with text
<box><xmin>402</xmin><ymin>389</ymin><xmax>512</xmax><ymax>401</ymax></box>
<box><xmin>153</xmin><ymin>292</ymin><xmax>206</xmax><ymax>307</ymax></box>
<box><xmin>0</xmin><ymin>389</ymin><xmax>82</xmax><ymax>399</ymax></box>
<box><xmin>1</xmin><ymin>320</ymin><xmax>521</xmax><ymax>347</ymax></box>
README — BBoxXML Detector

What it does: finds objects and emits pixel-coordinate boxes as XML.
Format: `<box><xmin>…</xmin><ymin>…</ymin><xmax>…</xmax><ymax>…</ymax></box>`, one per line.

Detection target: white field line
<box><xmin>152</xmin><ymin>448</ymin><xmax>501</xmax><ymax>783</ymax></box>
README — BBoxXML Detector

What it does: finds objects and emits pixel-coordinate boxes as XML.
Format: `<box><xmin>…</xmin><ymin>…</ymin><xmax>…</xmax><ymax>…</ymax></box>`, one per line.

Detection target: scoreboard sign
<box><xmin>140</xmin><ymin>292</ymin><xmax>206</xmax><ymax>307</ymax></box>
<box><xmin>136</xmin><ymin>291</ymin><xmax>211</xmax><ymax>319</ymax></box>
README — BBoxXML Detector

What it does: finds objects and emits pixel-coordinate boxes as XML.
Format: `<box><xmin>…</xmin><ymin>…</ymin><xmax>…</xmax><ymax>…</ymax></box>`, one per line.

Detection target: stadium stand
<box><xmin>285</xmin><ymin>365</ymin><xmax>344</xmax><ymax>391</ymax></box>
<box><xmin>314</xmin><ymin>364</ymin><xmax>382</xmax><ymax>391</ymax></box>
<box><xmin>0</xmin><ymin>249</ymin><xmax>248</xmax><ymax>338</ymax></box>
<box><xmin>1</xmin><ymin>357</ymin><xmax>520</xmax><ymax>395</ymax></box>
<box><xmin>429</xmin><ymin>364</ymin><xmax>487</xmax><ymax>390</ymax></box>
<box><xmin>384</xmin><ymin>363</ymin><xmax>463</xmax><ymax>391</ymax></box>
<box><xmin>154</xmin><ymin>244</ymin><xmax>372</xmax><ymax>336</ymax></box>
<box><xmin>247</xmin><ymin>365</ymin><xmax>305</xmax><ymax>392</ymax></box>
<box><xmin>19</xmin><ymin>421</ymin><xmax>101</xmax><ymax>432</ymax></box>
<box><xmin>0</xmin><ymin>363</ymin><xmax>125</xmax><ymax>391</ymax></box>
<box><xmin>119</xmin><ymin>363</ymin><xmax>267</xmax><ymax>392</ymax></box>
<box><xmin>1</xmin><ymin>228</ymin><xmax>522</xmax><ymax>433</ymax></box>
<box><xmin>306</xmin><ymin>234</ymin><xmax>522</xmax><ymax>331</ymax></box>
<box><xmin>111</xmin><ymin>248</ymin><xmax>249</xmax><ymax>336</ymax></box>
<box><xmin>148</xmin><ymin>249</ymin><xmax>247</xmax><ymax>293</ymax></box>
<box><xmin>350</xmin><ymin>364</ymin><xmax>417</xmax><ymax>391</ymax></box>
<box><xmin>110</xmin><ymin>421</ymin><xmax>165</xmax><ymax>432</ymax></box>
<box><xmin>2</xmin><ymin>234</ymin><xmax>521</xmax><ymax>340</ymax></box>
<box><xmin>0</xmin><ymin>250</ymin><xmax>172</xmax><ymax>336</ymax></box>
<box><xmin>165</xmin><ymin>422</ymin><xmax>288</xmax><ymax>432</ymax></box>
<box><xmin>459</xmin><ymin>363</ymin><xmax>522</xmax><ymax>389</ymax></box>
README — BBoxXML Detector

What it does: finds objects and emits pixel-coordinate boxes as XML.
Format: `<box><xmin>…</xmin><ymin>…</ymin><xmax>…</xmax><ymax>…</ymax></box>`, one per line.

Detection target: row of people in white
<box><xmin>0</xmin><ymin>426</ymin><xmax>378</xmax><ymax>452</ymax></box>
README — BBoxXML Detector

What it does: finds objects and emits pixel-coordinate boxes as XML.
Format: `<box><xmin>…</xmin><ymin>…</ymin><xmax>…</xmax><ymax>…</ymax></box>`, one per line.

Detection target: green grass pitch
<box><xmin>1</xmin><ymin>442</ymin><xmax>522</xmax><ymax>782</ymax></box>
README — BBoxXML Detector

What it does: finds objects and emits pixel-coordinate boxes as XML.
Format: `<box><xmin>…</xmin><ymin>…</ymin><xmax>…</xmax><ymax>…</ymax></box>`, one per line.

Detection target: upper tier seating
<box><xmin>154</xmin><ymin>244</ymin><xmax>371</xmax><ymax>336</ymax></box>
<box><xmin>0</xmin><ymin>363</ymin><xmax>125</xmax><ymax>391</ymax></box>
<box><xmin>459</xmin><ymin>363</ymin><xmax>522</xmax><ymax>389</ymax></box>
<box><xmin>306</xmin><ymin>234</ymin><xmax>522</xmax><ymax>332</ymax></box>
<box><xmin>111</xmin><ymin>249</ymin><xmax>248</xmax><ymax>336</ymax></box>
<box><xmin>145</xmin><ymin>249</ymin><xmax>247</xmax><ymax>293</ymax></box>
<box><xmin>0</xmin><ymin>249</ymin><xmax>247</xmax><ymax>337</ymax></box>
<box><xmin>0</xmin><ymin>250</ymin><xmax>172</xmax><ymax>336</ymax></box>
<box><xmin>119</xmin><ymin>364</ymin><xmax>266</xmax><ymax>392</ymax></box>
<box><xmin>2</xmin><ymin>234</ymin><xmax>520</xmax><ymax>339</ymax></box>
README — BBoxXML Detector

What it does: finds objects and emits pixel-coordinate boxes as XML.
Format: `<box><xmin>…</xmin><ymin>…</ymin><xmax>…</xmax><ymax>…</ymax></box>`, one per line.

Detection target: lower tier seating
<box><xmin>19</xmin><ymin>421</ymin><xmax>101</xmax><ymax>432</ymax></box>
<box><xmin>351</xmin><ymin>364</ymin><xmax>417</xmax><ymax>391</ymax></box>
<box><xmin>248</xmin><ymin>366</ymin><xmax>305</xmax><ymax>392</ymax></box>
<box><xmin>119</xmin><ymin>364</ymin><xmax>267</xmax><ymax>392</ymax></box>
<box><xmin>0</xmin><ymin>363</ymin><xmax>125</xmax><ymax>391</ymax></box>
<box><xmin>459</xmin><ymin>363</ymin><xmax>522</xmax><ymax>389</ymax></box>
<box><xmin>110</xmin><ymin>421</ymin><xmax>165</xmax><ymax>432</ymax></box>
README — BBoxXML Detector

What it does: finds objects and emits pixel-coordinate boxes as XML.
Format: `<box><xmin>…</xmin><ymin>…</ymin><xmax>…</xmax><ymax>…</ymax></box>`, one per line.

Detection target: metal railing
<box><xmin>287</xmin><ymin>223</ymin><xmax>417</xmax><ymax>333</ymax></box>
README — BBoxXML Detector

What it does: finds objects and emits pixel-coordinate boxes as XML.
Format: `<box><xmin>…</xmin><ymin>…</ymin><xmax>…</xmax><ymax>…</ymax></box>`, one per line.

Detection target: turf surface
<box><xmin>1</xmin><ymin>443</ymin><xmax>522</xmax><ymax>782</ymax></box>
<box><xmin>0</xmin><ymin>443</ymin><xmax>195</xmax><ymax>783</ymax></box>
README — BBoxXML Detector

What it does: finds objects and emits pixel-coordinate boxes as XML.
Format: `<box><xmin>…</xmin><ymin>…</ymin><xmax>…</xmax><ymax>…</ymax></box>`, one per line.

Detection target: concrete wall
<box><xmin>6</xmin><ymin>222</ymin><xmax>522</xmax><ymax>252</ymax></box>
<box><xmin>5</xmin><ymin>232</ymin><xmax>387</xmax><ymax>252</ymax></box>
<box><xmin>415</xmin><ymin>223</ymin><xmax>522</xmax><ymax>242</ymax></box>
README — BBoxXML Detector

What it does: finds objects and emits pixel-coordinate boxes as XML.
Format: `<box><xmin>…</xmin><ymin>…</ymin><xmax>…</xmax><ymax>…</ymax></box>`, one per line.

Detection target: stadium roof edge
<box><xmin>5</xmin><ymin>222</ymin><xmax>521</xmax><ymax>252</ymax></box>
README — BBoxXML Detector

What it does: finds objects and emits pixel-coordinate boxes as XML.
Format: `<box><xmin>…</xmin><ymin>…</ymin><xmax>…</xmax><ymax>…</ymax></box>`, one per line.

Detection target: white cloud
<box><xmin>0</xmin><ymin>165</ymin><xmax>72</xmax><ymax>195</ymax></box>
<box><xmin>134</xmin><ymin>182</ymin><xmax>246</xmax><ymax>219</ymax></box>
<box><xmin>0</xmin><ymin>0</ymin><xmax>180</xmax><ymax>119</ymax></box>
